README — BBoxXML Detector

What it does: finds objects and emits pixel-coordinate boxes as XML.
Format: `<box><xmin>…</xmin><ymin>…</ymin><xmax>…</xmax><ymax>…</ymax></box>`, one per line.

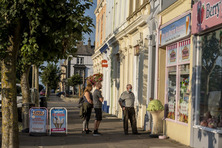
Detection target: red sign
<box><xmin>101</xmin><ymin>60</ymin><xmax>108</xmax><ymax>68</ymax></box>
<box><xmin>192</xmin><ymin>0</ymin><xmax>222</xmax><ymax>34</ymax></box>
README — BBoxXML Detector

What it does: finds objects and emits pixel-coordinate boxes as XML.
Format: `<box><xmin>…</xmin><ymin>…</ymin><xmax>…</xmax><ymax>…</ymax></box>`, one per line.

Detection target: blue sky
<box><xmin>83</xmin><ymin>0</ymin><xmax>97</xmax><ymax>45</ymax></box>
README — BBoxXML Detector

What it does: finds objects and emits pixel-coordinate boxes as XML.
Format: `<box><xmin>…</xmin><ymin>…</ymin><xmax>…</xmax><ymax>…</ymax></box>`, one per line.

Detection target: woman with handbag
<box><xmin>81</xmin><ymin>84</ymin><xmax>93</xmax><ymax>134</ymax></box>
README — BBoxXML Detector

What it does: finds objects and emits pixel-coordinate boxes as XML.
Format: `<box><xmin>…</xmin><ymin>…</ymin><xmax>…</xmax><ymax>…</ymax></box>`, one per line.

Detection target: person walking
<box><xmin>93</xmin><ymin>82</ymin><xmax>104</xmax><ymax>136</ymax></box>
<box><xmin>119</xmin><ymin>84</ymin><xmax>139</xmax><ymax>135</ymax></box>
<box><xmin>80</xmin><ymin>84</ymin><xmax>93</xmax><ymax>134</ymax></box>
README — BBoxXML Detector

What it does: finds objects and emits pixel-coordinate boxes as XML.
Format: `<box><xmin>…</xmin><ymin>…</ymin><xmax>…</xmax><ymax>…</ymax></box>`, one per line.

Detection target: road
<box><xmin>18</xmin><ymin>94</ymin><xmax>189</xmax><ymax>148</ymax></box>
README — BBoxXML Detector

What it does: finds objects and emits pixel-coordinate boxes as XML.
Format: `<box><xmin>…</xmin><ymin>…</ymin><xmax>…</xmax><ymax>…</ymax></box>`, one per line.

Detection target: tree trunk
<box><xmin>1</xmin><ymin>52</ymin><xmax>19</xmax><ymax>148</ymax></box>
<box><xmin>20</xmin><ymin>66</ymin><xmax>31</xmax><ymax>131</ymax></box>
<box><xmin>78</xmin><ymin>85</ymin><xmax>81</xmax><ymax>97</ymax></box>
<box><xmin>1</xmin><ymin>21</ymin><xmax>21</xmax><ymax>147</ymax></box>
<box><xmin>35</xmin><ymin>65</ymin><xmax>39</xmax><ymax>107</ymax></box>
<box><xmin>73</xmin><ymin>86</ymin><xmax>75</xmax><ymax>95</ymax></box>
<box><xmin>45</xmin><ymin>84</ymin><xmax>49</xmax><ymax>98</ymax></box>
<box><xmin>32</xmin><ymin>65</ymin><xmax>35</xmax><ymax>88</ymax></box>
<box><xmin>21</xmin><ymin>66</ymin><xmax>31</xmax><ymax>103</ymax></box>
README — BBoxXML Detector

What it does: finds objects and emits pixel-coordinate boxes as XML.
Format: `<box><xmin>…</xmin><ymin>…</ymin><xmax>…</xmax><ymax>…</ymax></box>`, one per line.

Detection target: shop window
<box><xmin>199</xmin><ymin>30</ymin><xmax>222</xmax><ymax>129</ymax></box>
<box><xmin>166</xmin><ymin>39</ymin><xmax>190</xmax><ymax>124</ymax></box>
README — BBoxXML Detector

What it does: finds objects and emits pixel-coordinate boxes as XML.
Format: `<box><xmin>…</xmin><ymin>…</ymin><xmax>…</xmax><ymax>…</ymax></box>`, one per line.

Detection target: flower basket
<box><xmin>86</xmin><ymin>73</ymin><xmax>103</xmax><ymax>86</ymax></box>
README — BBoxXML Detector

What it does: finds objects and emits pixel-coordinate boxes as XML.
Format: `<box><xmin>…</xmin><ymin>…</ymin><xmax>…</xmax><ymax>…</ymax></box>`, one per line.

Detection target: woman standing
<box><xmin>81</xmin><ymin>84</ymin><xmax>93</xmax><ymax>134</ymax></box>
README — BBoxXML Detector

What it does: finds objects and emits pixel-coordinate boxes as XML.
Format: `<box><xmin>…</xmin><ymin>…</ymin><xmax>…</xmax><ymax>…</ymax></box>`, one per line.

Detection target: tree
<box><xmin>0</xmin><ymin>1</ymin><xmax>93</xmax><ymax>147</ymax></box>
<box><xmin>68</xmin><ymin>74</ymin><xmax>83</xmax><ymax>96</ymax></box>
<box><xmin>41</xmin><ymin>63</ymin><xmax>61</xmax><ymax>97</ymax></box>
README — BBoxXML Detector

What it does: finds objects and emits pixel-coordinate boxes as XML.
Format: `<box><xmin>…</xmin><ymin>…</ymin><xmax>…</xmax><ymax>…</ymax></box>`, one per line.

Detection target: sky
<box><xmin>83</xmin><ymin>0</ymin><xmax>97</xmax><ymax>45</ymax></box>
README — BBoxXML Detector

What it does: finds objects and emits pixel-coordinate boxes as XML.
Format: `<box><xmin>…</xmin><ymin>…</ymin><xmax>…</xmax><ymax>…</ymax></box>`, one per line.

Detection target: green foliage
<box><xmin>0</xmin><ymin>0</ymin><xmax>93</xmax><ymax>65</ymax></box>
<box><xmin>41</xmin><ymin>63</ymin><xmax>61</xmax><ymax>90</ymax></box>
<box><xmin>68</xmin><ymin>74</ymin><xmax>83</xmax><ymax>87</ymax></box>
<box><xmin>147</xmin><ymin>100</ymin><xmax>164</xmax><ymax>111</ymax></box>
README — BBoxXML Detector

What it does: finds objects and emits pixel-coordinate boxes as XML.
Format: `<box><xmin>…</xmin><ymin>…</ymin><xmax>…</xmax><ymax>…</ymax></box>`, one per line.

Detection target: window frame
<box><xmin>165</xmin><ymin>38</ymin><xmax>191</xmax><ymax>125</ymax></box>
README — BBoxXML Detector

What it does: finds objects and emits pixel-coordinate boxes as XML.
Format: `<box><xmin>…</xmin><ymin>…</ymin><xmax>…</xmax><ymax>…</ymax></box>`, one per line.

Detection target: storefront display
<box><xmin>166</xmin><ymin>39</ymin><xmax>190</xmax><ymax>123</ymax></box>
<box><xmin>199</xmin><ymin>29</ymin><xmax>222</xmax><ymax>129</ymax></box>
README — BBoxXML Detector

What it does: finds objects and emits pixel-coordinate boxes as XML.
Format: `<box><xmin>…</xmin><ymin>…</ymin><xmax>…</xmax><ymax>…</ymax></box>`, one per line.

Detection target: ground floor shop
<box><xmin>158</xmin><ymin>12</ymin><xmax>192</xmax><ymax>146</ymax></box>
<box><xmin>190</xmin><ymin>1</ymin><xmax>222</xmax><ymax>147</ymax></box>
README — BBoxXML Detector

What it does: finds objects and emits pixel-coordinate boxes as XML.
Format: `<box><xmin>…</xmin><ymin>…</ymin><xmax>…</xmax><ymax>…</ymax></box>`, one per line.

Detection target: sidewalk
<box><xmin>19</xmin><ymin>95</ymin><xmax>189</xmax><ymax>148</ymax></box>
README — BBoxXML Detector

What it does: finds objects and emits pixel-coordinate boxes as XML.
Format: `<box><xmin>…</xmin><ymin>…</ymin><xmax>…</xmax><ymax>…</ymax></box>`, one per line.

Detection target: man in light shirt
<box><xmin>119</xmin><ymin>84</ymin><xmax>139</xmax><ymax>135</ymax></box>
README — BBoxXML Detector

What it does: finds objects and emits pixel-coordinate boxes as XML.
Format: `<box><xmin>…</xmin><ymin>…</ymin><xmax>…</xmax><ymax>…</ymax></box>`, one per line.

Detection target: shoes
<box><xmin>82</xmin><ymin>130</ymin><xmax>89</xmax><ymax>134</ymax></box>
<box><xmin>93</xmin><ymin>130</ymin><xmax>102</xmax><ymax>136</ymax></box>
<box><xmin>87</xmin><ymin>129</ymin><xmax>92</xmax><ymax>133</ymax></box>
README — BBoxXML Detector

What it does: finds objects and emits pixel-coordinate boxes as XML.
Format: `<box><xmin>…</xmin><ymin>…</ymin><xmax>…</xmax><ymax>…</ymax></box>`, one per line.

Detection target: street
<box><xmin>18</xmin><ymin>94</ymin><xmax>189</xmax><ymax>148</ymax></box>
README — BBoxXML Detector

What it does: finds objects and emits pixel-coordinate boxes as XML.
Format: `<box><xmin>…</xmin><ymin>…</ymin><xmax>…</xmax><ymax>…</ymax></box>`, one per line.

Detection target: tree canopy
<box><xmin>68</xmin><ymin>74</ymin><xmax>83</xmax><ymax>87</ymax></box>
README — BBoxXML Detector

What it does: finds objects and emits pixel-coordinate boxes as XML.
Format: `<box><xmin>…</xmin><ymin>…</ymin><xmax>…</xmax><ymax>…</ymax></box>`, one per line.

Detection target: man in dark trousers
<box><xmin>119</xmin><ymin>84</ymin><xmax>139</xmax><ymax>135</ymax></box>
<box><xmin>93</xmin><ymin>82</ymin><xmax>104</xmax><ymax>136</ymax></box>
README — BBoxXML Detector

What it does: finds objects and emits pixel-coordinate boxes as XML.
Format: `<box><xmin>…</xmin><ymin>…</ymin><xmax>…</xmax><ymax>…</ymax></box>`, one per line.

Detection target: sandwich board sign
<box><xmin>29</xmin><ymin>107</ymin><xmax>48</xmax><ymax>135</ymax></box>
<box><xmin>50</xmin><ymin>107</ymin><xmax>68</xmax><ymax>135</ymax></box>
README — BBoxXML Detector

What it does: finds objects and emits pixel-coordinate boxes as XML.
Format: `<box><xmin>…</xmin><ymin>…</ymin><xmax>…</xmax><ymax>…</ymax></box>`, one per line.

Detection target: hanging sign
<box><xmin>179</xmin><ymin>39</ymin><xmax>190</xmax><ymax>63</ymax></box>
<box><xmin>160</xmin><ymin>14</ymin><xmax>191</xmax><ymax>46</ymax></box>
<box><xmin>167</xmin><ymin>44</ymin><xmax>177</xmax><ymax>65</ymax></box>
<box><xmin>29</xmin><ymin>107</ymin><xmax>48</xmax><ymax>135</ymax></box>
<box><xmin>101</xmin><ymin>60</ymin><xmax>108</xmax><ymax>68</ymax></box>
<box><xmin>192</xmin><ymin>0</ymin><xmax>222</xmax><ymax>34</ymax></box>
<box><xmin>50</xmin><ymin>107</ymin><xmax>67</xmax><ymax>135</ymax></box>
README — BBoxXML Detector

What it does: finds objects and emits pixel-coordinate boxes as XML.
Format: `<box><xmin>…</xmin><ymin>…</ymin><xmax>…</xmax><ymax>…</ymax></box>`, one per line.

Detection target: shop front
<box><xmin>158</xmin><ymin>11</ymin><xmax>192</xmax><ymax>145</ymax></box>
<box><xmin>191</xmin><ymin>1</ymin><xmax>222</xmax><ymax>148</ymax></box>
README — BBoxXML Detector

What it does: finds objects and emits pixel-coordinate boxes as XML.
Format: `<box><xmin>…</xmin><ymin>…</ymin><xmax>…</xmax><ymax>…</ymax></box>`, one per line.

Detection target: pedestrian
<box><xmin>93</xmin><ymin>82</ymin><xmax>104</xmax><ymax>136</ymax></box>
<box><xmin>119</xmin><ymin>84</ymin><xmax>139</xmax><ymax>135</ymax></box>
<box><xmin>80</xmin><ymin>84</ymin><xmax>93</xmax><ymax>134</ymax></box>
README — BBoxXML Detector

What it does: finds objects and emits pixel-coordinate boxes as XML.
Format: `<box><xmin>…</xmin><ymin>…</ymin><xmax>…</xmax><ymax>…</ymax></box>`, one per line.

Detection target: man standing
<box><xmin>93</xmin><ymin>82</ymin><xmax>104</xmax><ymax>136</ymax></box>
<box><xmin>119</xmin><ymin>84</ymin><xmax>139</xmax><ymax>135</ymax></box>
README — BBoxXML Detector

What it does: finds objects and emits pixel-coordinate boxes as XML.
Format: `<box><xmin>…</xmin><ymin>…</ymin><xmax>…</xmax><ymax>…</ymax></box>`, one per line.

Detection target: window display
<box><xmin>166</xmin><ymin>39</ymin><xmax>190</xmax><ymax>123</ymax></box>
<box><xmin>199</xmin><ymin>29</ymin><xmax>222</xmax><ymax>129</ymax></box>
<box><xmin>167</xmin><ymin>66</ymin><xmax>177</xmax><ymax>120</ymax></box>
<box><xmin>178</xmin><ymin>64</ymin><xmax>190</xmax><ymax>123</ymax></box>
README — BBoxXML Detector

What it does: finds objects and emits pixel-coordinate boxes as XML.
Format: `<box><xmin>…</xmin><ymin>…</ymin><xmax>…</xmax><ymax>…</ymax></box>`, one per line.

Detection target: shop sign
<box><xmin>160</xmin><ymin>14</ymin><xmax>191</xmax><ymax>46</ymax></box>
<box><xmin>50</xmin><ymin>107</ymin><xmax>67</xmax><ymax>135</ymax></box>
<box><xmin>101</xmin><ymin>60</ymin><xmax>108</xmax><ymax>68</ymax></box>
<box><xmin>192</xmin><ymin>0</ymin><xmax>222</xmax><ymax>34</ymax></box>
<box><xmin>168</xmin><ymin>102</ymin><xmax>175</xmax><ymax>112</ymax></box>
<box><xmin>179</xmin><ymin>39</ymin><xmax>190</xmax><ymax>63</ymax></box>
<box><xmin>167</xmin><ymin>44</ymin><xmax>177</xmax><ymax>65</ymax></box>
<box><xmin>29</xmin><ymin>108</ymin><xmax>48</xmax><ymax>134</ymax></box>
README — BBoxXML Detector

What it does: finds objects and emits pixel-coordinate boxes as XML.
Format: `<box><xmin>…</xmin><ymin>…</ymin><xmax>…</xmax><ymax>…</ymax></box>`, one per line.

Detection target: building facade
<box><xmin>61</xmin><ymin>39</ymin><xmax>94</xmax><ymax>94</ymax></box>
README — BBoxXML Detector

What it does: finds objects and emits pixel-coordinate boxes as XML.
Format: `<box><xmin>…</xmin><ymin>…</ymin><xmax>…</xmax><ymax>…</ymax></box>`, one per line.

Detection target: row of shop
<box><xmin>93</xmin><ymin>0</ymin><xmax>222</xmax><ymax>147</ymax></box>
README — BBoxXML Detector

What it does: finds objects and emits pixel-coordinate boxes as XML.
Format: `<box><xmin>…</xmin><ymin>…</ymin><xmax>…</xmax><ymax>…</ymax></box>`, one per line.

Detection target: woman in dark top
<box><xmin>81</xmin><ymin>84</ymin><xmax>93</xmax><ymax>134</ymax></box>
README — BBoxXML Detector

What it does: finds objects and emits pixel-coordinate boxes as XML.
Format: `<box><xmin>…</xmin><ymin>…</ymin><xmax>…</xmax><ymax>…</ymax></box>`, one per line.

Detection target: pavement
<box><xmin>18</xmin><ymin>94</ymin><xmax>189</xmax><ymax>148</ymax></box>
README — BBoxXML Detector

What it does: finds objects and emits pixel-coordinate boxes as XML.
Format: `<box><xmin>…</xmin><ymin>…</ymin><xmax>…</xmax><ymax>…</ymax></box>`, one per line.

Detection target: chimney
<box><xmin>77</xmin><ymin>41</ymin><xmax>83</xmax><ymax>47</ymax></box>
<box><xmin>88</xmin><ymin>38</ymin><xmax>91</xmax><ymax>48</ymax></box>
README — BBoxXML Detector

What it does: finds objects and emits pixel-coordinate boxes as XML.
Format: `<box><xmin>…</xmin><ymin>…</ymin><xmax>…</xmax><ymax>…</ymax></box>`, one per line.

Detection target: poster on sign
<box><xmin>50</xmin><ymin>108</ymin><xmax>67</xmax><ymax>135</ymax></box>
<box><xmin>29</xmin><ymin>107</ymin><xmax>48</xmax><ymax>135</ymax></box>
<box><xmin>167</xmin><ymin>44</ymin><xmax>177</xmax><ymax>65</ymax></box>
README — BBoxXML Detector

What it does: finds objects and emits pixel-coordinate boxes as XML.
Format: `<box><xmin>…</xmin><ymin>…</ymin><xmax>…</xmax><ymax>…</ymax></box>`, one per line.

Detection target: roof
<box><xmin>75</xmin><ymin>41</ymin><xmax>95</xmax><ymax>56</ymax></box>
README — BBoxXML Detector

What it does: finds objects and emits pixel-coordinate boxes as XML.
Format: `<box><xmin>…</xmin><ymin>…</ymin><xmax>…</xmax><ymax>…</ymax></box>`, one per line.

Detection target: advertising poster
<box><xmin>50</xmin><ymin>108</ymin><xmax>67</xmax><ymax>134</ymax></box>
<box><xmin>179</xmin><ymin>39</ymin><xmax>190</xmax><ymax>63</ymax></box>
<box><xmin>29</xmin><ymin>108</ymin><xmax>48</xmax><ymax>134</ymax></box>
<box><xmin>167</xmin><ymin>44</ymin><xmax>177</xmax><ymax>65</ymax></box>
<box><xmin>160</xmin><ymin>14</ymin><xmax>191</xmax><ymax>46</ymax></box>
